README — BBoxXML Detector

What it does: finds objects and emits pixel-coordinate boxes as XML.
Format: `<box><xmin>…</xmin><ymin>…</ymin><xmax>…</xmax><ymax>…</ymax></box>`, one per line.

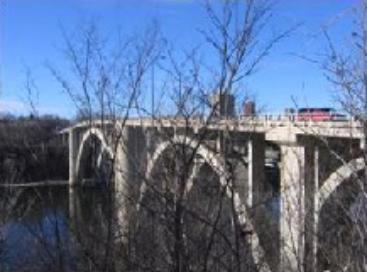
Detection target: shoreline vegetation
<box><xmin>0</xmin><ymin>180</ymin><xmax>68</xmax><ymax>188</ymax></box>
<box><xmin>0</xmin><ymin>114</ymin><xmax>70</xmax><ymax>185</ymax></box>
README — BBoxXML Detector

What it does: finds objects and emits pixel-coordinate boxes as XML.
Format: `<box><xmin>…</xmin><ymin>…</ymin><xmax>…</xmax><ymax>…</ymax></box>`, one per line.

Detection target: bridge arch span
<box><xmin>317</xmin><ymin>157</ymin><xmax>365</xmax><ymax>212</ymax></box>
<box><xmin>315</xmin><ymin>157</ymin><xmax>365</xmax><ymax>270</ymax></box>
<box><xmin>145</xmin><ymin>135</ymin><xmax>226</xmax><ymax>183</ymax></box>
<box><xmin>140</xmin><ymin>135</ymin><xmax>235</xmax><ymax>208</ymax></box>
<box><xmin>75</xmin><ymin>127</ymin><xmax>114</xmax><ymax>182</ymax></box>
<box><xmin>138</xmin><ymin>135</ymin><xmax>270</xmax><ymax>272</ymax></box>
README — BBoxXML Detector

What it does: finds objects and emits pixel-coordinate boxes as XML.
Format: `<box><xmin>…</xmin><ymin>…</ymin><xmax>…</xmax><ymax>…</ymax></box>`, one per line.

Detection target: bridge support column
<box><xmin>304</xmin><ymin>147</ymin><xmax>319</xmax><ymax>272</ymax></box>
<box><xmin>280</xmin><ymin>145</ymin><xmax>306</xmax><ymax>272</ymax></box>
<box><xmin>247</xmin><ymin>136</ymin><xmax>268</xmax><ymax>270</ymax></box>
<box><xmin>114</xmin><ymin>128</ymin><xmax>132</xmax><ymax>240</ymax></box>
<box><xmin>115</xmin><ymin>126</ymin><xmax>147</xmax><ymax>240</ymax></box>
<box><xmin>69</xmin><ymin>129</ymin><xmax>78</xmax><ymax>186</ymax></box>
<box><xmin>248</xmin><ymin>136</ymin><xmax>265</xmax><ymax>209</ymax></box>
<box><xmin>279</xmin><ymin>144</ymin><xmax>318</xmax><ymax>272</ymax></box>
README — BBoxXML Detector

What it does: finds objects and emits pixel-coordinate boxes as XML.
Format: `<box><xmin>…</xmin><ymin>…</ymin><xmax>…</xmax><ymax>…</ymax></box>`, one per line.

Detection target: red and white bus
<box><xmin>297</xmin><ymin>108</ymin><xmax>346</xmax><ymax>121</ymax></box>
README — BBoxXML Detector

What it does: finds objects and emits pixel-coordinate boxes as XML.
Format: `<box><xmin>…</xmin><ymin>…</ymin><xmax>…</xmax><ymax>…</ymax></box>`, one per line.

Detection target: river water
<box><xmin>0</xmin><ymin>186</ymin><xmax>116</xmax><ymax>272</ymax></box>
<box><xmin>0</xmin><ymin>181</ymin><xmax>281</xmax><ymax>272</ymax></box>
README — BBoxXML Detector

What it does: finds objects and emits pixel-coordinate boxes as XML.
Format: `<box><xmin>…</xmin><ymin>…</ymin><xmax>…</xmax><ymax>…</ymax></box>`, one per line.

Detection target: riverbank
<box><xmin>0</xmin><ymin>180</ymin><xmax>68</xmax><ymax>188</ymax></box>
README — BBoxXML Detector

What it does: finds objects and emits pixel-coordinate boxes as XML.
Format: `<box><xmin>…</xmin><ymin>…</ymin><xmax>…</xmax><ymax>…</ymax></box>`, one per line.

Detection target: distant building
<box><xmin>243</xmin><ymin>100</ymin><xmax>256</xmax><ymax>116</ymax></box>
<box><xmin>209</xmin><ymin>91</ymin><xmax>235</xmax><ymax>118</ymax></box>
<box><xmin>284</xmin><ymin>108</ymin><xmax>295</xmax><ymax>116</ymax></box>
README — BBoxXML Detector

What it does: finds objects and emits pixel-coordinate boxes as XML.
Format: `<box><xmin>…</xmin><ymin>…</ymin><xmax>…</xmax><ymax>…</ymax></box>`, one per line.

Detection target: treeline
<box><xmin>0</xmin><ymin>114</ymin><xmax>70</xmax><ymax>183</ymax></box>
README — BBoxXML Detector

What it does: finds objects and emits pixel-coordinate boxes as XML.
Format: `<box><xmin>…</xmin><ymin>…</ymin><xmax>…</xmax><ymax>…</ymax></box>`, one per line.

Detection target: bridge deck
<box><xmin>61</xmin><ymin>116</ymin><xmax>364</xmax><ymax>142</ymax></box>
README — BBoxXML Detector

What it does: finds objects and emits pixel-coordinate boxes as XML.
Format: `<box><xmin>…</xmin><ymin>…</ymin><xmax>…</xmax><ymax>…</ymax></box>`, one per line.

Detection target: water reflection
<box><xmin>0</xmin><ymin>179</ymin><xmax>281</xmax><ymax>271</ymax></box>
<box><xmin>0</xmin><ymin>186</ymin><xmax>117</xmax><ymax>272</ymax></box>
<box><xmin>0</xmin><ymin>187</ymin><xmax>68</xmax><ymax>271</ymax></box>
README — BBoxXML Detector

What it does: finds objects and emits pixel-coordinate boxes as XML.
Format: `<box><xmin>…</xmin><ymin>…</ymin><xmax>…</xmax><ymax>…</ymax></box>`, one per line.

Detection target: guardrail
<box><xmin>62</xmin><ymin>115</ymin><xmax>364</xmax><ymax>137</ymax></box>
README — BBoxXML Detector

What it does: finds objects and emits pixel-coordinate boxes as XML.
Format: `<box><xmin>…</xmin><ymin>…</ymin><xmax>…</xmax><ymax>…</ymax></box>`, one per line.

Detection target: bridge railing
<box><xmin>63</xmin><ymin>114</ymin><xmax>364</xmax><ymax>139</ymax></box>
<box><xmin>239</xmin><ymin>114</ymin><xmax>362</xmax><ymax>127</ymax></box>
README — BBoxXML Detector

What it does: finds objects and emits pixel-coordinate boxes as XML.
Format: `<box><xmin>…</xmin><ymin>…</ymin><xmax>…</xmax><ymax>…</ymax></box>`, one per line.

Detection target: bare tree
<box><xmin>1</xmin><ymin>1</ymin><xmax>291</xmax><ymax>271</ymax></box>
<box><xmin>127</xmin><ymin>1</ymin><xmax>292</xmax><ymax>272</ymax></box>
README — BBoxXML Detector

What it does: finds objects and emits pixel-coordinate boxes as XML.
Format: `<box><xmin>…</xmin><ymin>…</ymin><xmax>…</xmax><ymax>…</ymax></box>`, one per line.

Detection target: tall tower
<box><xmin>210</xmin><ymin>91</ymin><xmax>236</xmax><ymax>118</ymax></box>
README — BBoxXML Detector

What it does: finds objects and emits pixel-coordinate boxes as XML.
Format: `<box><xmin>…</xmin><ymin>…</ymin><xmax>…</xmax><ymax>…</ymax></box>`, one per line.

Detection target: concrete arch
<box><xmin>138</xmin><ymin>135</ymin><xmax>270</xmax><ymax>272</ymax></box>
<box><xmin>140</xmin><ymin>135</ymin><xmax>226</xmax><ymax>207</ymax></box>
<box><xmin>317</xmin><ymin>157</ymin><xmax>365</xmax><ymax>211</ymax></box>
<box><xmin>313</xmin><ymin>157</ymin><xmax>365</xmax><ymax>271</ymax></box>
<box><xmin>75</xmin><ymin>127</ymin><xmax>114</xmax><ymax>181</ymax></box>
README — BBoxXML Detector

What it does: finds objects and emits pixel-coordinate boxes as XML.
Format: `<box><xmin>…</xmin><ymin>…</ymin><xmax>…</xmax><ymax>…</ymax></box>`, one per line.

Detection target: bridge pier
<box><xmin>115</xmin><ymin>126</ymin><xmax>147</xmax><ymax>239</ymax></box>
<box><xmin>247</xmin><ymin>137</ymin><xmax>274</xmax><ymax>271</ymax></box>
<box><xmin>304</xmin><ymin>146</ymin><xmax>319</xmax><ymax>272</ymax></box>
<box><xmin>69</xmin><ymin>129</ymin><xmax>79</xmax><ymax>186</ymax></box>
<box><xmin>247</xmin><ymin>136</ymin><xmax>266</xmax><ymax>210</ymax></box>
<box><xmin>279</xmin><ymin>143</ymin><xmax>319</xmax><ymax>272</ymax></box>
<box><xmin>280</xmin><ymin>144</ymin><xmax>306</xmax><ymax>271</ymax></box>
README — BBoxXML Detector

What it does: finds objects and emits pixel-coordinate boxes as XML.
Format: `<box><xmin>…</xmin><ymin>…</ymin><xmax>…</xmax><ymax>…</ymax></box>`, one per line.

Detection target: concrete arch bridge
<box><xmin>62</xmin><ymin>117</ymin><xmax>365</xmax><ymax>272</ymax></box>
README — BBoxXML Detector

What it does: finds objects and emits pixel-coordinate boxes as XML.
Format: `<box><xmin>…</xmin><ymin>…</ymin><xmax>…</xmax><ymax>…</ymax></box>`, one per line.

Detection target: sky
<box><xmin>0</xmin><ymin>0</ymin><xmax>362</xmax><ymax>118</ymax></box>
